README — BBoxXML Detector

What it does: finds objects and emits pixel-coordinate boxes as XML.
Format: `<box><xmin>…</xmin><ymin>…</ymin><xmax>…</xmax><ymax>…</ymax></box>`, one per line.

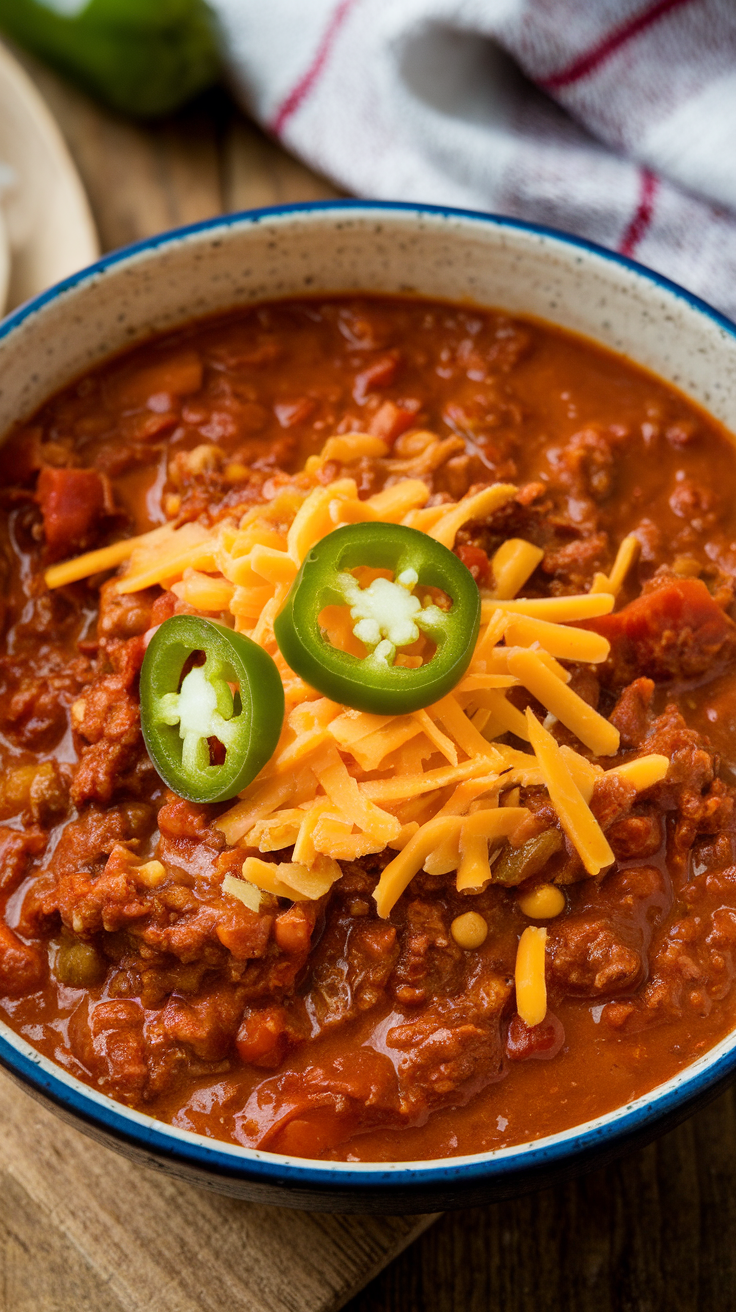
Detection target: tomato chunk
<box><xmin>589</xmin><ymin>576</ymin><xmax>736</xmax><ymax>684</ymax></box>
<box><xmin>37</xmin><ymin>466</ymin><xmax>112</xmax><ymax>560</ymax></box>
<box><xmin>505</xmin><ymin>1011</ymin><xmax>565</xmax><ymax>1061</ymax></box>
<box><xmin>0</xmin><ymin>923</ymin><xmax>45</xmax><ymax>997</ymax></box>
<box><xmin>455</xmin><ymin>543</ymin><xmax>490</xmax><ymax>584</ymax></box>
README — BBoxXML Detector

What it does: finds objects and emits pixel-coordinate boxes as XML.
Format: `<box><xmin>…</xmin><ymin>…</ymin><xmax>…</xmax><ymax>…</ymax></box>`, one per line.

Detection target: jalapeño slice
<box><xmin>274</xmin><ymin>522</ymin><xmax>481</xmax><ymax>715</ymax></box>
<box><xmin>140</xmin><ymin>615</ymin><xmax>284</xmax><ymax>803</ymax></box>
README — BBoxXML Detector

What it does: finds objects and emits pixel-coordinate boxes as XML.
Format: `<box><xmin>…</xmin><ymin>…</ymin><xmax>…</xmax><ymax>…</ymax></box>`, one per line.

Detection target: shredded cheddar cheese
<box><xmin>222</xmin><ymin>873</ymin><xmax>262</xmax><ymax>912</ymax></box>
<box><xmin>558</xmin><ymin>745</ymin><xmax>602</xmax><ymax>803</ymax></box>
<box><xmin>45</xmin><ymin>431</ymin><xmax>663</xmax><ymax>922</ymax></box>
<box><xmin>504</xmin><ymin>615</ymin><xmax>610</xmax><ymax>664</ymax></box>
<box><xmin>507</xmin><ymin>648</ymin><xmax>620</xmax><ymax>757</ymax></box>
<box><xmin>526</xmin><ymin>709</ymin><xmax>614</xmax><ymax>876</ymax></box>
<box><xmin>117</xmin><ymin>521</ymin><xmax>217</xmax><ymax>594</ymax></box>
<box><xmin>606</xmin><ymin>754</ymin><xmax>669</xmax><ymax>791</ymax></box>
<box><xmin>374</xmin><ymin>816</ymin><xmax>463</xmax><ymax>918</ymax></box>
<box><xmin>515</xmin><ymin>926</ymin><xmax>548</xmax><ymax>1026</ymax></box>
<box><xmin>489</xmin><ymin>538</ymin><xmax>544</xmax><ymax>600</ymax></box>
<box><xmin>428</xmin><ymin>483</ymin><xmax>517</xmax><ymax>549</ymax></box>
<box><xmin>481</xmin><ymin>593</ymin><xmax>614</xmax><ymax>622</ymax></box>
<box><xmin>304</xmin><ymin>433</ymin><xmax>388</xmax><ymax>474</ymax></box>
<box><xmin>590</xmin><ymin>533</ymin><xmax>640</xmax><ymax>596</ymax></box>
<box><xmin>44</xmin><ymin>525</ymin><xmax>172</xmax><ymax>590</ymax></box>
<box><xmin>456</xmin><ymin>807</ymin><xmax>530</xmax><ymax>892</ymax></box>
<box><xmin>242</xmin><ymin>855</ymin><xmax>341</xmax><ymax>901</ymax></box>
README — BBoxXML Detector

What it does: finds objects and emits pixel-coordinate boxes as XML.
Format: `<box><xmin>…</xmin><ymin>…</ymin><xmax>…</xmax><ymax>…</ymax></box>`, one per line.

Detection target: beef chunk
<box><xmin>610</xmin><ymin>678</ymin><xmax>655</xmax><ymax>748</ymax></box>
<box><xmin>548</xmin><ymin>917</ymin><xmax>644</xmax><ymax>996</ymax></box>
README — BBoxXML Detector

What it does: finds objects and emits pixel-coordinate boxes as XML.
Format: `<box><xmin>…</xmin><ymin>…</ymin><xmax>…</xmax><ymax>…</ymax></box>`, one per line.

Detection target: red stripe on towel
<box><xmin>540</xmin><ymin>0</ymin><xmax>697</xmax><ymax>90</ymax></box>
<box><xmin>271</xmin><ymin>0</ymin><xmax>359</xmax><ymax>135</ymax></box>
<box><xmin>619</xmin><ymin>169</ymin><xmax>659</xmax><ymax>256</ymax></box>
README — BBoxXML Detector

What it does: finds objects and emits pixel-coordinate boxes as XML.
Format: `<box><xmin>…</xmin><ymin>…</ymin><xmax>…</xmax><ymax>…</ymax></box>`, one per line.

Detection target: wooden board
<box><xmin>0</xmin><ymin>1072</ymin><xmax>436</xmax><ymax>1312</ymax></box>
<box><xmin>19</xmin><ymin>55</ymin><xmax>343</xmax><ymax>255</ymax></box>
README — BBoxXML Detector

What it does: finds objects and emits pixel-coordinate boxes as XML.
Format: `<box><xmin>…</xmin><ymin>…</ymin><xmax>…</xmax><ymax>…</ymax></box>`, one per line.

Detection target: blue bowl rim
<box><xmin>1</xmin><ymin>196</ymin><xmax>736</xmax><ymax>1193</ymax></box>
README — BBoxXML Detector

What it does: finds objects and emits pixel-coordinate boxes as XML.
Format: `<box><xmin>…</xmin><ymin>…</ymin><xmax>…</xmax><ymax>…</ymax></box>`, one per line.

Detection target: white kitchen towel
<box><xmin>212</xmin><ymin>0</ymin><xmax>736</xmax><ymax>318</ymax></box>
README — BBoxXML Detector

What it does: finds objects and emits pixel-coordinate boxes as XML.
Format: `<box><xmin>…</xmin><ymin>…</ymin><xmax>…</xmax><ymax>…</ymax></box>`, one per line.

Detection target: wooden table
<box><xmin>5</xmin><ymin>57</ymin><xmax>736</xmax><ymax>1312</ymax></box>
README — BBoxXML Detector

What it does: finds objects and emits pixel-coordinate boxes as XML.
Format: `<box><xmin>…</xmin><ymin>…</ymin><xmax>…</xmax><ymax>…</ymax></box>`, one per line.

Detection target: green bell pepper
<box><xmin>140</xmin><ymin>615</ymin><xmax>284</xmax><ymax>803</ymax></box>
<box><xmin>0</xmin><ymin>0</ymin><xmax>219</xmax><ymax>118</ymax></box>
<box><xmin>274</xmin><ymin>523</ymin><xmax>481</xmax><ymax>715</ymax></box>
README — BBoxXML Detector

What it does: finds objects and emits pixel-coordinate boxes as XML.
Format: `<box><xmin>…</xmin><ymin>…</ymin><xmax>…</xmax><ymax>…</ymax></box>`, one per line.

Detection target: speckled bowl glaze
<box><xmin>1</xmin><ymin>202</ymin><xmax>736</xmax><ymax>1214</ymax></box>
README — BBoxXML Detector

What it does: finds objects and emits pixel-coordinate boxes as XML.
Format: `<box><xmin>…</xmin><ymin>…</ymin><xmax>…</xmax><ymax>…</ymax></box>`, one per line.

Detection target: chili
<box><xmin>1</xmin><ymin>296</ymin><xmax>736</xmax><ymax>1166</ymax></box>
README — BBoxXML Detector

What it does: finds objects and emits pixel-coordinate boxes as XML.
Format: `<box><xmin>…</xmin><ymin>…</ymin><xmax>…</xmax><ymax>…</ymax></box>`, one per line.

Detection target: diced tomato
<box><xmin>454</xmin><ymin>543</ymin><xmax>490</xmax><ymax>584</ymax></box>
<box><xmin>0</xmin><ymin>826</ymin><xmax>46</xmax><ymax>895</ymax></box>
<box><xmin>505</xmin><ymin>1011</ymin><xmax>565</xmax><ymax>1061</ymax></box>
<box><xmin>37</xmin><ymin>466</ymin><xmax>112</xmax><ymax>560</ymax></box>
<box><xmin>272</xmin><ymin>1107</ymin><xmax>352</xmax><ymax>1158</ymax></box>
<box><xmin>589</xmin><ymin>576</ymin><xmax>736</xmax><ymax>684</ymax></box>
<box><xmin>236</xmin><ymin>1006</ymin><xmax>292</xmax><ymax>1068</ymax></box>
<box><xmin>369</xmin><ymin>399</ymin><xmax>421</xmax><ymax>443</ymax></box>
<box><xmin>353</xmin><ymin>353</ymin><xmax>400</xmax><ymax>404</ymax></box>
<box><xmin>0</xmin><ymin>923</ymin><xmax>45</xmax><ymax>997</ymax></box>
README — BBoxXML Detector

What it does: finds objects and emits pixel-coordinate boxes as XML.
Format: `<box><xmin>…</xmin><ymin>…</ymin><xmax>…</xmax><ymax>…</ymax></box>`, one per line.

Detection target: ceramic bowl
<box><xmin>1</xmin><ymin>202</ymin><xmax>736</xmax><ymax>1214</ymax></box>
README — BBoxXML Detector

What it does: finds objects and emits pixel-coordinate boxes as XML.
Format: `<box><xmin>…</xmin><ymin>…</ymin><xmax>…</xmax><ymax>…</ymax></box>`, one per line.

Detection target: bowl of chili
<box><xmin>1</xmin><ymin>201</ymin><xmax>736</xmax><ymax>1213</ymax></box>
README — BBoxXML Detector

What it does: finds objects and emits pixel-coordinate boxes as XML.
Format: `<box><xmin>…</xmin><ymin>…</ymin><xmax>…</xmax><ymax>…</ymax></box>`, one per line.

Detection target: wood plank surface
<box><xmin>0</xmin><ymin>1073</ymin><xmax>435</xmax><ymax>1312</ymax></box>
<box><xmin>5</xmin><ymin>52</ymin><xmax>736</xmax><ymax>1312</ymax></box>
<box><xmin>22</xmin><ymin>57</ymin><xmax>342</xmax><ymax>253</ymax></box>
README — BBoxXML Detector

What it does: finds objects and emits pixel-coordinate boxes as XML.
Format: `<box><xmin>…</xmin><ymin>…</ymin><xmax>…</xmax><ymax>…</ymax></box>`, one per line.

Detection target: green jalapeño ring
<box><xmin>140</xmin><ymin>615</ymin><xmax>284</xmax><ymax>803</ymax></box>
<box><xmin>274</xmin><ymin>522</ymin><xmax>481</xmax><ymax>715</ymax></box>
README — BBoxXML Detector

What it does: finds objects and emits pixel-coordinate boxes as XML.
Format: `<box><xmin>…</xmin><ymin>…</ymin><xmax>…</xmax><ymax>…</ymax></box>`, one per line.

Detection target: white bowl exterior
<box><xmin>1</xmin><ymin>203</ymin><xmax>736</xmax><ymax>1192</ymax></box>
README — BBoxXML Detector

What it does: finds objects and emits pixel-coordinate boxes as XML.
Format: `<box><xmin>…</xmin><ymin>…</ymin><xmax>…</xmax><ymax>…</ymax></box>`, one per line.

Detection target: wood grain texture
<box><xmin>0</xmin><ymin>1073</ymin><xmax>435</xmax><ymax>1312</ymax></box>
<box><xmin>19</xmin><ymin>52</ymin><xmax>341</xmax><ymax>251</ymax></box>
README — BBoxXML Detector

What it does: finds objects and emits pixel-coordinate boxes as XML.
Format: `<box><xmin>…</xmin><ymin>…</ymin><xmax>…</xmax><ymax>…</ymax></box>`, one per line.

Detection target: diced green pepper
<box><xmin>0</xmin><ymin>0</ymin><xmax>220</xmax><ymax>118</ymax></box>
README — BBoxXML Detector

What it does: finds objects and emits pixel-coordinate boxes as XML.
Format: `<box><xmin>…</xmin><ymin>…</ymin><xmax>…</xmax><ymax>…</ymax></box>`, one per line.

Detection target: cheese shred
<box><xmin>515</xmin><ymin>926</ymin><xmax>548</xmax><ymax>1027</ymax></box>
<box><xmin>526</xmin><ymin>709</ymin><xmax>614</xmax><ymax>876</ymax></box>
